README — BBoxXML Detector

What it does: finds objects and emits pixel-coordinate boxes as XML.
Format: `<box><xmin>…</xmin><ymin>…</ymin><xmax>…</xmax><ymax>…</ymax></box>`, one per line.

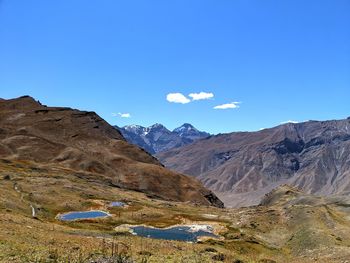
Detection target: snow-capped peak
<box><xmin>118</xmin><ymin>122</ymin><xmax>210</xmax><ymax>154</ymax></box>
<box><xmin>124</xmin><ymin>124</ymin><xmax>143</xmax><ymax>130</ymax></box>
<box><xmin>123</xmin><ymin>124</ymin><xmax>146</xmax><ymax>134</ymax></box>
<box><xmin>173</xmin><ymin>123</ymin><xmax>198</xmax><ymax>133</ymax></box>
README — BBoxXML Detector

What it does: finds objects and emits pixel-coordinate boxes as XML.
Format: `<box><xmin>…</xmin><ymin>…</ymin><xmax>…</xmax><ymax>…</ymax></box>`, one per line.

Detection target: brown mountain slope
<box><xmin>157</xmin><ymin>118</ymin><xmax>350</xmax><ymax>207</ymax></box>
<box><xmin>0</xmin><ymin>96</ymin><xmax>223</xmax><ymax>207</ymax></box>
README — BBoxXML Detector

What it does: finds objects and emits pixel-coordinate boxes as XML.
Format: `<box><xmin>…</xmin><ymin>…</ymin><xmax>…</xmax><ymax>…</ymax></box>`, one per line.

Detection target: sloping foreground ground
<box><xmin>1</xmin><ymin>160</ymin><xmax>350</xmax><ymax>262</ymax></box>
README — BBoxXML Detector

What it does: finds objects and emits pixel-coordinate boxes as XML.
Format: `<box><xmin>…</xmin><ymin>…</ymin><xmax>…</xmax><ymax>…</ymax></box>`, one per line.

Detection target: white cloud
<box><xmin>112</xmin><ymin>112</ymin><xmax>131</xmax><ymax>118</ymax></box>
<box><xmin>166</xmin><ymin>93</ymin><xmax>191</xmax><ymax>104</ymax></box>
<box><xmin>189</xmin><ymin>92</ymin><xmax>214</xmax><ymax>101</ymax></box>
<box><xmin>280</xmin><ymin>120</ymin><xmax>299</xmax><ymax>124</ymax></box>
<box><xmin>213</xmin><ymin>102</ymin><xmax>241</xmax><ymax>110</ymax></box>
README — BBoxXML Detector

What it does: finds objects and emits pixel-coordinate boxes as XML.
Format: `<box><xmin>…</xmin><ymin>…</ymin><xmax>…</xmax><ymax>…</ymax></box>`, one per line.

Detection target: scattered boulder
<box><xmin>212</xmin><ymin>253</ymin><xmax>225</xmax><ymax>261</ymax></box>
<box><xmin>3</xmin><ymin>175</ymin><xmax>10</xmax><ymax>180</ymax></box>
<box><xmin>138</xmin><ymin>251</ymin><xmax>152</xmax><ymax>256</ymax></box>
<box><xmin>201</xmin><ymin>247</ymin><xmax>217</xmax><ymax>253</ymax></box>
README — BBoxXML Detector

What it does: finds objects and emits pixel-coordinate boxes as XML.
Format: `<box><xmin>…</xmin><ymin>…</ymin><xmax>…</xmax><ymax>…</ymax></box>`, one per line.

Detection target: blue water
<box><xmin>131</xmin><ymin>226</ymin><xmax>217</xmax><ymax>242</ymax></box>
<box><xmin>58</xmin><ymin>211</ymin><xmax>110</xmax><ymax>221</ymax></box>
<box><xmin>110</xmin><ymin>201</ymin><xmax>126</xmax><ymax>207</ymax></box>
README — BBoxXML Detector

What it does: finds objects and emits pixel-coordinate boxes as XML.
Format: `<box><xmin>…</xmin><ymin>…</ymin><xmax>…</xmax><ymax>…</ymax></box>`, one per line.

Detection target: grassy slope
<box><xmin>1</xmin><ymin>160</ymin><xmax>350</xmax><ymax>263</ymax></box>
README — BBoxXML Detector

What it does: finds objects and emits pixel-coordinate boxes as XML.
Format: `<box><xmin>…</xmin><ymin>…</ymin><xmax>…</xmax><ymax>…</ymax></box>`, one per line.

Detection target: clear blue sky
<box><xmin>0</xmin><ymin>0</ymin><xmax>349</xmax><ymax>134</ymax></box>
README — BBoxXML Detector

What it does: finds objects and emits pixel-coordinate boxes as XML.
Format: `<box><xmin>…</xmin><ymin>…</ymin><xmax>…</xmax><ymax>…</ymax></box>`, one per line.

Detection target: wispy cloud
<box><xmin>112</xmin><ymin>112</ymin><xmax>131</xmax><ymax>118</ymax></box>
<box><xmin>280</xmin><ymin>120</ymin><xmax>298</xmax><ymax>124</ymax></box>
<box><xmin>189</xmin><ymin>92</ymin><xmax>214</xmax><ymax>101</ymax></box>
<box><xmin>213</xmin><ymin>102</ymin><xmax>241</xmax><ymax>110</ymax></box>
<box><xmin>166</xmin><ymin>93</ymin><xmax>191</xmax><ymax>104</ymax></box>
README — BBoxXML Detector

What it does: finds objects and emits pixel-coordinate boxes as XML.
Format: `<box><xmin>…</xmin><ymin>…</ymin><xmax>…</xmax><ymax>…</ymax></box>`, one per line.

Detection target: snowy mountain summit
<box><xmin>173</xmin><ymin>123</ymin><xmax>209</xmax><ymax>141</ymax></box>
<box><xmin>116</xmin><ymin>123</ymin><xmax>210</xmax><ymax>154</ymax></box>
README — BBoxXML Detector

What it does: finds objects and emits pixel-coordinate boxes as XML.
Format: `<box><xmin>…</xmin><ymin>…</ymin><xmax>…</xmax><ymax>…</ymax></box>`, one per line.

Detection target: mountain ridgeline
<box><xmin>157</xmin><ymin>118</ymin><xmax>350</xmax><ymax>207</ymax></box>
<box><xmin>2</xmin><ymin>96</ymin><xmax>350</xmax><ymax>262</ymax></box>
<box><xmin>116</xmin><ymin>123</ymin><xmax>210</xmax><ymax>154</ymax></box>
<box><xmin>0</xmin><ymin>96</ymin><xmax>223</xmax><ymax>207</ymax></box>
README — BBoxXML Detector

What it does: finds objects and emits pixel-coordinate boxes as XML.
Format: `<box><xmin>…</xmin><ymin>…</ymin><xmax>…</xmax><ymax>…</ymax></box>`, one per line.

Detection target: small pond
<box><xmin>130</xmin><ymin>225</ymin><xmax>217</xmax><ymax>242</ymax></box>
<box><xmin>109</xmin><ymin>201</ymin><xmax>126</xmax><ymax>207</ymax></box>
<box><xmin>58</xmin><ymin>210</ymin><xmax>110</xmax><ymax>221</ymax></box>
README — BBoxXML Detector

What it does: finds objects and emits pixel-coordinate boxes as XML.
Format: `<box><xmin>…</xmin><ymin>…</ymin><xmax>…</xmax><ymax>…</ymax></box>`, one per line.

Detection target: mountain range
<box><xmin>0</xmin><ymin>96</ymin><xmax>223</xmax><ymax>207</ymax></box>
<box><xmin>4</xmin><ymin>96</ymin><xmax>349</xmax><ymax>209</ymax></box>
<box><xmin>2</xmin><ymin>96</ymin><xmax>350</xmax><ymax>262</ymax></box>
<box><xmin>157</xmin><ymin>118</ymin><xmax>350</xmax><ymax>207</ymax></box>
<box><xmin>116</xmin><ymin>123</ymin><xmax>209</xmax><ymax>154</ymax></box>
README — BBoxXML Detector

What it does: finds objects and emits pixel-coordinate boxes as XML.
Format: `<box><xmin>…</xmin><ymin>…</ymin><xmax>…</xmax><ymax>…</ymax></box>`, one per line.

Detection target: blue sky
<box><xmin>0</xmin><ymin>0</ymin><xmax>349</xmax><ymax>134</ymax></box>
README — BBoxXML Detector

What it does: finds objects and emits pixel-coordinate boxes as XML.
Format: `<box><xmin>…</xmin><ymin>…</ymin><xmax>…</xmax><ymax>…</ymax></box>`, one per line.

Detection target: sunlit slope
<box><xmin>158</xmin><ymin>119</ymin><xmax>350</xmax><ymax>207</ymax></box>
<box><xmin>0</xmin><ymin>96</ymin><xmax>223</xmax><ymax>207</ymax></box>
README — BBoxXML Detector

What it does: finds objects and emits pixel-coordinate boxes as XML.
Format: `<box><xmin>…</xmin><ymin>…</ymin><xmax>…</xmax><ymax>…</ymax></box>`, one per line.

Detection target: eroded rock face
<box><xmin>0</xmin><ymin>96</ymin><xmax>223</xmax><ymax>207</ymax></box>
<box><xmin>204</xmin><ymin>192</ymin><xmax>224</xmax><ymax>208</ymax></box>
<box><xmin>157</xmin><ymin>119</ymin><xmax>350</xmax><ymax>207</ymax></box>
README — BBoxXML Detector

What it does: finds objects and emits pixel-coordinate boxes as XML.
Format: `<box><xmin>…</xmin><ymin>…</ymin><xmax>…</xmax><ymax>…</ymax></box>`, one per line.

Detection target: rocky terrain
<box><xmin>117</xmin><ymin>123</ymin><xmax>209</xmax><ymax>154</ymax></box>
<box><xmin>0</xmin><ymin>96</ymin><xmax>222</xmax><ymax>207</ymax></box>
<box><xmin>157</xmin><ymin>118</ymin><xmax>350</xmax><ymax>207</ymax></box>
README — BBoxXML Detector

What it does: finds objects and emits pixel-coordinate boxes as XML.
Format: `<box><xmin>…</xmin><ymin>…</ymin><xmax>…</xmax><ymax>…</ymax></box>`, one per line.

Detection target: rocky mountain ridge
<box><xmin>157</xmin><ymin>118</ymin><xmax>350</xmax><ymax>207</ymax></box>
<box><xmin>0</xmin><ymin>96</ymin><xmax>223</xmax><ymax>207</ymax></box>
<box><xmin>116</xmin><ymin>123</ymin><xmax>209</xmax><ymax>154</ymax></box>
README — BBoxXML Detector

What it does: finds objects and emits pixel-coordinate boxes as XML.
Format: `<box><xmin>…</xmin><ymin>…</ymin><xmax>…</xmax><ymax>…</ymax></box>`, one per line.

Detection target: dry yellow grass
<box><xmin>1</xmin><ymin>160</ymin><xmax>350</xmax><ymax>262</ymax></box>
